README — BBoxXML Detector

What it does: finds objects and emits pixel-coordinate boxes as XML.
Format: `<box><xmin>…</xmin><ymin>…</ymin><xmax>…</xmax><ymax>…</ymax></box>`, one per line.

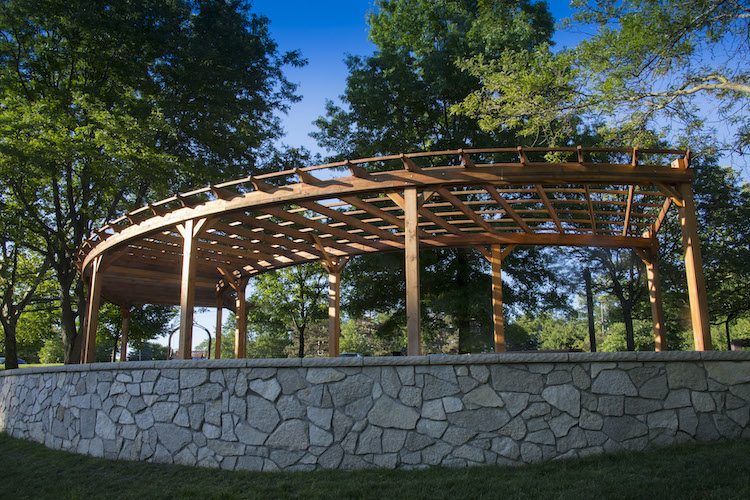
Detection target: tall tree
<box><xmin>315</xmin><ymin>0</ymin><xmax>562</xmax><ymax>350</ymax></box>
<box><xmin>247</xmin><ymin>264</ymin><xmax>328</xmax><ymax>358</ymax></box>
<box><xmin>453</xmin><ymin>0</ymin><xmax>750</xmax><ymax>152</ymax></box>
<box><xmin>0</xmin><ymin>0</ymin><xmax>304</xmax><ymax>362</ymax></box>
<box><xmin>0</xmin><ymin>195</ymin><xmax>54</xmax><ymax>369</ymax></box>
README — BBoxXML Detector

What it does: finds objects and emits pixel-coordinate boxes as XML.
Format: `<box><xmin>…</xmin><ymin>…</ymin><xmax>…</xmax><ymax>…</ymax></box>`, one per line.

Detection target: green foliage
<box><xmin>247</xmin><ymin>264</ymin><xmax>328</xmax><ymax>358</ymax></box>
<box><xmin>94</xmin><ymin>304</ymin><xmax>176</xmax><ymax>362</ymax></box>
<box><xmin>126</xmin><ymin>342</ymin><xmax>169</xmax><ymax>362</ymax></box>
<box><xmin>38</xmin><ymin>335</ymin><xmax>65</xmax><ymax>364</ymax></box>
<box><xmin>313</xmin><ymin>0</ymin><xmax>553</xmax><ymax>158</ymax></box>
<box><xmin>453</xmin><ymin>0</ymin><xmax>750</xmax><ymax>151</ymax></box>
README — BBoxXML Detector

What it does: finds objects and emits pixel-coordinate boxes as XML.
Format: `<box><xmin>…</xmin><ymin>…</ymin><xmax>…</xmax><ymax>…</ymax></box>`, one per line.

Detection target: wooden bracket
<box><xmin>401</xmin><ymin>154</ymin><xmax>420</xmax><ymax>171</ymax></box>
<box><xmin>517</xmin><ymin>146</ymin><xmax>529</xmax><ymax>165</ymax></box>
<box><xmin>210</xmin><ymin>184</ymin><xmax>239</xmax><ymax>200</ymax></box>
<box><xmin>148</xmin><ymin>203</ymin><xmax>169</xmax><ymax>217</ymax></box>
<box><xmin>346</xmin><ymin>160</ymin><xmax>370</xmax><ymax>178</ymax></box>
<box><xmin>296</xmin><ymin>168</ymin><xmax>322</xmax><ymax>185</ymax></box>
<box><xmin>459</xmin><ymin>149</ymin><xmax>476</xmax><ymax>168</ymax></box>
<box><xmin>653</xmin><ymin>182</ymin><xmax>684</xmax><ymax>207</ymax></box>
<box><xmin>250</xmin><ymin>176</ymin><xmax>275</xmax><ymax>192</ymax></box>
<box><xmin>631</xmin><ymin>147</ymin><xmax>639</xmax><ymax>167</ymax></box>
<box><xmin>577</xmin><ymin>145</ymin><xmax>584</xmax><ymax>164</ymax></box>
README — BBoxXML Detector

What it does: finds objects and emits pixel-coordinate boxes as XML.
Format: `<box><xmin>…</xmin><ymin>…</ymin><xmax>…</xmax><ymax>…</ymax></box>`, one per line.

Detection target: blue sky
<box><xmin>251</xmin><ymin>0</ymin><xmax>579</xmax><ymax>156</ymax></box>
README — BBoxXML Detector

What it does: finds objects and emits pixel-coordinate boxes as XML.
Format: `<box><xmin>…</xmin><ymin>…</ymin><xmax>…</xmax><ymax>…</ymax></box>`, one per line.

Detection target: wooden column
<box><xmin>119</xmin><ymin>306</ymin><xmax>135</xmax><ymax>362</ymax></box>
<box><xmin>83</xmin><ymin>255</ymin><xmax>103</xmax><ymax>364</ymax></box>
<box><xmin>491</xmin><ymin>245</ymin><xmax>505</xmax><ymax>353</ymax></box>
<box><xmin>234</xmin><ymin>278</ymin><xmax>249</xmax><ymax>359</ymax></box>
<box><xmin>214</xmin><ymin>288</ymin><xmax>224</xmax><ymax>360</ymax></box>
<box><xmin>640</xmin><ymin>250</ymin><xmax>667</xmax><ymax>351</ymax></box>
<box><xmin>404</xmin><ymin>187</ymin><xmax>421</xmax><ymax>356</ymax></box>
<box><xmin>176</xmin><ymin>218</ymin><xmax>208</xmax><ymax>360</ymax></box>
<box><xmin>678</xmin><ymin>183</ymin><xmax>712</xmax><ymax>350</ymax></box>
<box><xmin>328</xmin><ymin>267</ymin><xmax>341</xmax><ymax>357</ymax></box>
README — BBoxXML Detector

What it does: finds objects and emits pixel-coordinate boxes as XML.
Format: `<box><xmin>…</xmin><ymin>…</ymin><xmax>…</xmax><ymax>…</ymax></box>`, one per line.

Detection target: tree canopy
<box><xmin>453</xmin><ymin>0</ymin><xmax>750</xmax><ymax>151</ymax></box>
<box><xmin>0</xmin><ymin>0</ymin><xmax>304</xmax><ymax>362</ymax></box>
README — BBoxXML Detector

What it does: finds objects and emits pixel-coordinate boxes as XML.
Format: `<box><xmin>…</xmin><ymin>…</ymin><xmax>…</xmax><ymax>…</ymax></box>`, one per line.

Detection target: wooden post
<box><xmin>491</xmin><ymin>245</ymin><xmax>505</xmax><ymax>353</ymax></box>
<box><xmin>640</xmin><ymin>250</ymin><xmax>667</xmax><ymax>351</ymax></box>
<box><xmin>678</xmin><ymin>183</ymin><xmax>712</xmax><ymax>350</ymax></box>
<box><xmin>83</xmin><ymin>255</ymin><xmax>103</xmax><ymax>364</ymax></box>
<box><xmin>404</xmin><ymin>187</ymin><xmax>421</xmax><ymax>356</ymax></box>
<box><xmin>215</xmin><ymin>289</ymin><xmax>224</xmax><ymax>360</ymax></box>
<box><xmin>234</xmin><ymin>278</ymin><xmax>249</xmax><ymax>359</ymax></box>
<box><xmin>119</xmin><ymin>306</ymin><xmax>133</xmax><ymax>362</ymax></box>
<box><xmin>328</xmin><ymin>265</ymin><xmax>341</xmax><ymax>357</ymax></box>
<box><xmin>176</xmin><ymin>218</ymin><xmax>207</xmax><ymax>360</ymax></box>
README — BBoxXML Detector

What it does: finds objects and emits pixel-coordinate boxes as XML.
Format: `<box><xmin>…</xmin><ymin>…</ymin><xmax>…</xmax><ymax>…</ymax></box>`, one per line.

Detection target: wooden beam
<box><xmin>176</xmin><ymin>218</ymin><xmax>208</xmax><ymax>360</ymax></box>
<box><xmin>535</xmin><ymin>185</ymin><xmax>565</xmax><ymax>233</ymax></box>
<box><xmin>584</xmin><ymin>185</ymin><xmax>597</xmax><ymax>234</ymax></box>
<box><xmin>474</xmin><ymin>246</ymin><xmax>491</xmax><ymax>262</ymax></box>
<box><xmin>404</xmin><ymin>187</ymin><xmax>421</xmax><ymax>356</ymax></box>
<box><xmin>234</xmin><ymin>277</ymin><xmax>249</xmax><ymax>358</ymax></box>
<box><xmin>83</xmin><ymin>255</ymin><xmax>103</xmax><ymax>364</ymax></box>
<box><xmin>652</xmin><ymin>198</ymin><xmax>672</xmax><ymax>236</ymax></box>
<box><xmin>678</xmin><ymin>183</ymin><xmax>712</xmax><ymax>350</ymax></box>
<box><xmin>638</xmin><ymin>248</ymin><xmax>667</xmax><ymax>351</ymax></box>
<box><xmin>654</xmin><ymin>182</ymin><xmax>684</xmax><ymax>207</ymax></box>
<box><xmin>491</xmin><ymin>245</ymin><xmax>505</xmax><ymax>353</ymax></box>
<box><xmin>622</xmin><ymin>185</ymin><xmax>635</xmax><ymax>236</ymax></box>
<box><xmin>82</xmin><ymin>161</ymin><xmax>693</xmax><ymax>271</ymax></box>
<box><xmin>299</xmin><ymin>200</ymin><xmax>404</xmax><ymax>247</ymax></box>
<box><xmin>437</xmin><ymin>188</ymin><xmax>500</xmax><ymax>235</ymax></box>
<box><xmin>484</xmin><ymin>185</ymin><xmax>531</xmax><ymax>233</ymax></box>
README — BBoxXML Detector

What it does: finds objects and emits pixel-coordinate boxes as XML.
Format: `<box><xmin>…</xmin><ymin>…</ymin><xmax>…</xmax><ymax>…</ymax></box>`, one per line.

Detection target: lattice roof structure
<box><xmin>77</xmin><ymin>147</ymin><xmax>712</xmax><ymax>362</ymax></box>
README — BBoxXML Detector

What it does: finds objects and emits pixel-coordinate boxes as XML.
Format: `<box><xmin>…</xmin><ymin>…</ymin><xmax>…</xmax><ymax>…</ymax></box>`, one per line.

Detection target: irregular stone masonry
<box><xmin>1</xmin><ymin>352</ymin><xmax>749</xmax><ymax>471</ymax></box>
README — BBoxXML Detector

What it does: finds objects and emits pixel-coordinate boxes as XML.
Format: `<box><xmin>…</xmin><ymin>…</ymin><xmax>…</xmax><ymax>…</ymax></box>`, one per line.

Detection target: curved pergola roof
<box><xmin>77</xmin><ymin>147</ymin><xmax>712</xmax><ymax>362</ymax></box>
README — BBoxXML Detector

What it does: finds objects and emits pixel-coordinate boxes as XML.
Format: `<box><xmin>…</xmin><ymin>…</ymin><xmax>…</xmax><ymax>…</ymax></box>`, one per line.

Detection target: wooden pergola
<box><xmin>77</xmin><ymin>147</ymin><xmax>712</xmax><ymax>362</ymax></box>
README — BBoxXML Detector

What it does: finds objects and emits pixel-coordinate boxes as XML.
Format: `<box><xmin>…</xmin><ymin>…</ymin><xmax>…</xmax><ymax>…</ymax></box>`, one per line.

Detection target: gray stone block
<box><xmin>368</xmin><ymin>396</ymin><xmax>419</xmax><ymax>430</ymax></box>
<box><xmin>447</xmin><ymin>407</ymin><xmax>510</xmax><ymax>432</ymax></box>
<box><xmin>666</xmin><ymin>363</ymin><xmax>707</xmax><ymax>391</ymax></box>
<box><xmin>328</xmin><ymin>374</ymin><xmax>373</xmax><ymax>407</ymax></box>
<box><xmin>691</xmin><ymin>392</ymin><xmax>716</xmax><ymax>412</ymax></box>
<box><xmin>491</xmin><ymin>365</ymin><xmax>543</xmax><ymax>394</ymax></box>
<box><xmin>602</xmin><ymin>416</ymin><xmax>648</xmax><ymax>441</ymax></box>
<box><xmin>541</xmin><ymin>385</ymin><xmax>580</xmax><ymax>417</ymax></box>
<box><xmin>463</xmin><ymin>385</ymin><xmax>504</xmax><ymax>409</ymax></box>
<box><xmin>267</xmin><ymin>420</ymin><xmax>310</xmax><ymax>450</ymax></box>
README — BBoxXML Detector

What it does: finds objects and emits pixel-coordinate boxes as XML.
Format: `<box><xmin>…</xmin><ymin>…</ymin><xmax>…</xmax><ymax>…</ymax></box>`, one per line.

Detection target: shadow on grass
<box><xmin>1</xmin><ymin>433</ymin><xmax>749</xmax><ymax>499</ymax></box>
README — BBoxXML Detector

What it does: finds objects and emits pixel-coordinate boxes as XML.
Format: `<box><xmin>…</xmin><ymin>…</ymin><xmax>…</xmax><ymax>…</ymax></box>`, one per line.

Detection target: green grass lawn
<box><xmin>1</xmin><ymin>433</ymin><xmax>749</xmax><ymax>499</ymax></box>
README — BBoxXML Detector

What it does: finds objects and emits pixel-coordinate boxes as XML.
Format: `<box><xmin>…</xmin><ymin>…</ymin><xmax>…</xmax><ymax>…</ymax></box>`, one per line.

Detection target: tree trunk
<box><xmin>61</xmin><ymin>284</ymin><xmax>81</xmax><ymax>364</ymax></box>
<box><xmin>584</xmin><ymin>268</ymin><xmax>597</xmax><ymax>352</ymax></box>
<box><xmin>1</xmin><ymin>317</ymin><xmax>19</xmax><ymax>369</ymax></box>
<box><xmin>623</xmin><ymin>301</ymin><xmax>636</xmax><ymax>351</ymax></box>
<box><xmin>726</xmin><ymin>320</ymin><xmax>732</xmax><ymax>351</ymax></box>
<box><xmin>298</xmin><ymin>327</ymin><xmax>305</xmax><ymax>358</ymax></box>
<box><xmin>457</xmin><ymin>318</ymin><xmax>471</xmax><ymax>354</ymax></box>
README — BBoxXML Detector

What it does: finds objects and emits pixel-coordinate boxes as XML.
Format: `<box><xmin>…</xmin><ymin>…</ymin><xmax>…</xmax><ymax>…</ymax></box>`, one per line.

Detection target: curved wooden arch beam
<box><xmin>81</xmin><ymin>161</ymin><xmax>691</xmax><ymax>272</ymax></box>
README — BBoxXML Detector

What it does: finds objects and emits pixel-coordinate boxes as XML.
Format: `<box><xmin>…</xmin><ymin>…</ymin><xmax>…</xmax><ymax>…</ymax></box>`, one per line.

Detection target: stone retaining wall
<box><xmin>1</xmin><ymin>352</ymin><xmax>749</xmax><ymax>471</ymax></box>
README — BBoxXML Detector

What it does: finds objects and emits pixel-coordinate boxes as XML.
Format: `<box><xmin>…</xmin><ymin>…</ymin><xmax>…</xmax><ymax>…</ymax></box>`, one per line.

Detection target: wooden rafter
<box><xmin>535</xmin><ymin>185</ymin><xmax>564</xmax><ymax>233</ymax></box>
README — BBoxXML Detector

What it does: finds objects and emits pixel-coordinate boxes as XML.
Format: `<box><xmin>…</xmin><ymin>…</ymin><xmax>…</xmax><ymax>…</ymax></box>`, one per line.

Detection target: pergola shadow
<box><xmin>77</xmin><ymin>146</ymin><xmax>711</xmax><ymax>362</ymax></box>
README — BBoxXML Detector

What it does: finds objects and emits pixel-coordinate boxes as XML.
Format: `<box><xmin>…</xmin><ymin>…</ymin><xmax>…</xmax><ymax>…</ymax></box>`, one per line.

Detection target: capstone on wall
<box><xmin>1</xmin><ymin>352</ymin><xmax>749</xmax><ymax>471</ymax></box>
